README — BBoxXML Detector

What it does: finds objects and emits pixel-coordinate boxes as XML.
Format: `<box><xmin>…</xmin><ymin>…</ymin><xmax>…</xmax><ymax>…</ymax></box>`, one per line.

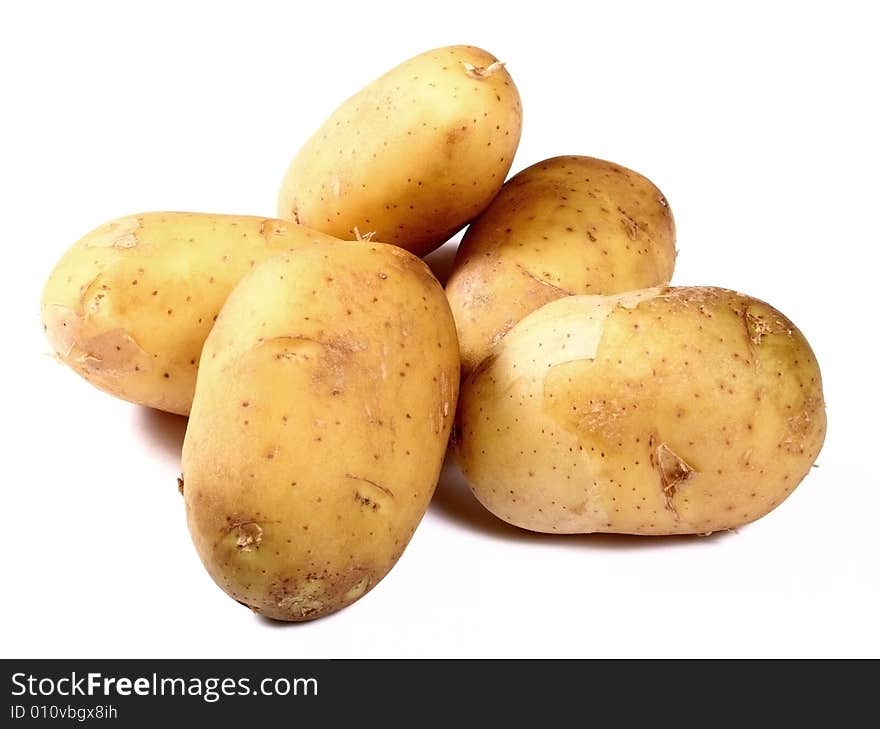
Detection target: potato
<box><xmin>277</xmin><ymin>45</ymin><xmax>522</xmax><ymax>257</ymax></box>
<box><xmin>446</xmin><ymin>156</ymin><xmax>676</xmax><ymax>375</ymax></box>
<box><xmin>41</xmin><ymin>212</ymin><xmax>339</xmax><ymax>415</ymax></box>
<box><xmin>456</xmin><ymin>287</ymin><xmax>825</xmax><ymax>535</ymax></box>
<box><xmin>182</xmin><ymin>240</ymin><xmax>459</xmax><ymax>620</ymax></box>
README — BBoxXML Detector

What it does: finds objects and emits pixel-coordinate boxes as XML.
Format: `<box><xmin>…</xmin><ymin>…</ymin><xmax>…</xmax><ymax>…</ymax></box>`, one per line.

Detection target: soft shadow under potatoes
<box><xmin>136</xmin><ymin>407</ymin><xmax>187</xmax><ymax>463</ymax></box>
<box><xmin>423</xmin><ymin>236</ymin><xmax>461</xmax><ymax>286</ymax></box>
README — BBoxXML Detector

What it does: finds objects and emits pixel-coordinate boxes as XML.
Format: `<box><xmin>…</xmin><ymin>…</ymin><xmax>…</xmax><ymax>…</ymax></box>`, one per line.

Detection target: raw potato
<box><xmin>278</xmin><ymin>45</ymin><xmax>522</xmax><ymax>257</ymax></box>
<box><xmin>41</xmin><ymin>212</ymin><xmax>339</xmax><ymax>415</ymax></box>
<box><xmin>446</xmin><ymin>156</ymin><xmax>676</xmax><ymax>375</ymax></box>
<box><xmin>456</xmin><ymin>287</ymin><xmax>825</xmax><ymax>535</ymax></box>
<box><xmin>183</xmin><ymin>240</ymin><xmax>459</xmax><ymax>620</ymax></box>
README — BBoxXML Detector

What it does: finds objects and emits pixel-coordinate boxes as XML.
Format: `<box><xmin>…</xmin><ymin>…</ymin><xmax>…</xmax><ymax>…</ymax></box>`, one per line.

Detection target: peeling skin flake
<box><xmin>44</xmin><ymin>304</ymin><xmax>151</xmax><ymax>376</ymax></box>
<box><xmin>743</xmin><ymin>307</ymin><xmax>792</xmax><ymax>346</ymax></box>
<box><xmin>651</xmin><ymin>442</ymin><xmax>695</xmax><ymax>512</ymax></box>
<box><xmin>230</xmin><ymin>522</ymin><xmax>263</xmax><ymax>552</ymax></box>
<box><xmin>85</xmin><ymin>216</ymin><xmax>142</xmax><ymax>248</ymax></box>
<box><xmin>484</xmin><ymin>288</ymin><xmax>664</xmax><ymax>392</ymax></box>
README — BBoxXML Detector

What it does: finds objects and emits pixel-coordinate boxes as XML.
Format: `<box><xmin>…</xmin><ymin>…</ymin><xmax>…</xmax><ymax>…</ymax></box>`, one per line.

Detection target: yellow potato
<box><xmin>456</xmin><ymin>287</ymin><xmax>825</xmax><ymax>535</ymax></box>
<box><xmin>183</xmin><ymin>240</ymin><xmax>459</xmax><ymax>620</ymax></box>
<box><xmin>278</xmin><ymin>45</ymin><xmax>522</xmax><ymax>257</ymax></box>
<box><xmin>446</xmin><ymin>156</ymin><xmax>676</xmax><ymax>375</ymax></box>
<box><xmin>41</xmin><ymin>212</ymin><xmax>338</xmax><ymax>415</ymax></box>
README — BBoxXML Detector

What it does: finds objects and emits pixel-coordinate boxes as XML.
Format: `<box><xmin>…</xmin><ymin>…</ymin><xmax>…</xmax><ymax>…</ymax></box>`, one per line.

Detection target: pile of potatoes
<box><xmin>42</xmin><ymin>45</ymin><xmax>826</xmax><ymax>621</ymax></box>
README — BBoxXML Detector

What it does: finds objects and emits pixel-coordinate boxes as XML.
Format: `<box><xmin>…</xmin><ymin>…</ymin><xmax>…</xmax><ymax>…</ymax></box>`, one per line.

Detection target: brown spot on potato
<box><xmin>354</xmin><ymin>492</ymin><xmax>380</xmax><ymax>510</ymax></box>
<box><xmin>445</xmin><ymin>125</ymin><xmax>470</xmax><ymax>147</ymax></box>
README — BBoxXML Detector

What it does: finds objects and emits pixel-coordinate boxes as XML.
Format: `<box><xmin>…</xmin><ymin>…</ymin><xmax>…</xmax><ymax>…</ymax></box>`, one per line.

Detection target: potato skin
<box><xmin>446</xmin><ymin>156</ymin><xmax>676</xmax><ymax>375</ymax></box>
<box><xmin>41</xmin><ymin>212</ymin><xmax>338</xmax><ymax>415</ymax></box>
<box><xmin>456</xmin><ymin>287</ymin><xmax>825</xmax><ymax>535</ymax></box>
<box><xmin>277</xmin><ymin>45</ymin><xmax>522</xmax><ymax>257</ymax></box>
<box><xmin>182</xmin><ymin>241</ymin><xmax>459</xmax><ymax>620</ymax></box>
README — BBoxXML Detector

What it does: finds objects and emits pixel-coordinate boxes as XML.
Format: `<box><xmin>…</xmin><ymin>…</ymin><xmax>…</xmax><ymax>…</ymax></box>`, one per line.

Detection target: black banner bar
<box><xmin>1</xmin><ymin>659</ymin><xmax>865</xmax><ymax>724</ymax></box>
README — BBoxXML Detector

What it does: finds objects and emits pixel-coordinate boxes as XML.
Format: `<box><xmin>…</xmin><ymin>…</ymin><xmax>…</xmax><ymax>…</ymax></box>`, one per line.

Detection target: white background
<box><xmin>2</xmin><ymin>1</ymin><xmax>878</xmax><ymax>658</ymax></box>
